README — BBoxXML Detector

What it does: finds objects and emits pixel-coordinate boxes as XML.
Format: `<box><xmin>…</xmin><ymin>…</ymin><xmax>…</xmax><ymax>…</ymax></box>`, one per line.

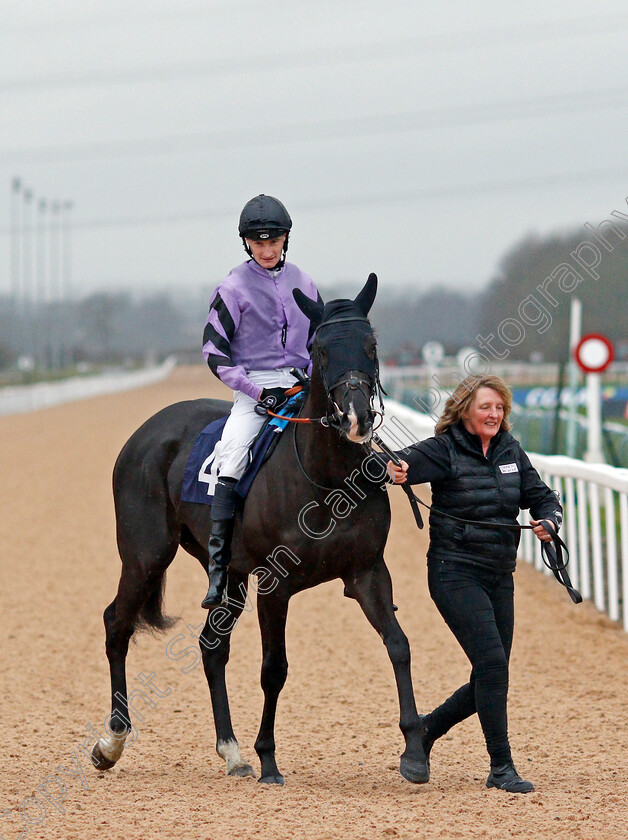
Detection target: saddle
<box><xmin>180</xmin><ymin>390</ymin><xmax>305</xmax><ymax>507</ymax></box>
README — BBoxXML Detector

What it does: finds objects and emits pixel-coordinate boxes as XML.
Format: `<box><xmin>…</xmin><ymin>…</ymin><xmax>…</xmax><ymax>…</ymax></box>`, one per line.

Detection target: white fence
<box><xmin>0</xmin><ymin>357</ymin><xmax>177</xmax><ymax>417</ymax></box>
<box><xmin>519</xmin><ymin>456</ymin><xmax>628</xmax><ymax>631</ymax></box>
<box><xmin>380</xmin><ymin>399</ymin><xmax>628</xmax><ymax>632</ymax></box>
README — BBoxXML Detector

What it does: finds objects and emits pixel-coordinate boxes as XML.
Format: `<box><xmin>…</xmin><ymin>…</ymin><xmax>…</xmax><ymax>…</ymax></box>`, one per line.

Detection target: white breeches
<box><xmin>217</xmin><ymin>367</ymin><xmax>298</xmax><ymax>479</ymax></box>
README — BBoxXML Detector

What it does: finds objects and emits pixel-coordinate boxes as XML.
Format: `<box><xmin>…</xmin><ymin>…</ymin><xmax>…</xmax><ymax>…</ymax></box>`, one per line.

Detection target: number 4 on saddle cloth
<box><xmin>181</xmin><ymin>389</ymin><xmax>306</xmax><ymax>506</ymax></box>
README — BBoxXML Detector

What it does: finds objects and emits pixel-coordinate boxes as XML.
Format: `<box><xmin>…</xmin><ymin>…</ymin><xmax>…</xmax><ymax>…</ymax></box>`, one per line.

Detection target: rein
<box><xmin>373</xmin><ymin>434</ymin><xmax>582</xmax><ymax>605</ymax></box>
<box><xmin>264</xmin><ymin>385</ymin><xmax>325</xmax><ymax>424</ymax></box>
<box><xmin>428</xmin><ymin>503</ymin><xmax>581</xmax><ymax>604</ymax></box>
<box><xmin>264</xmin><ymin>386</ymin><xmax>340</xmax><ymax>426</ymax></box>
<box><xmin>266</xmin><ymin>385</ymin><xmax>384</xmax><ymax>430</ymax></box>
<box><xmin>291</xmin><ymin>420</ymin><xmax>353</xmax><ymax>492</ymax></box>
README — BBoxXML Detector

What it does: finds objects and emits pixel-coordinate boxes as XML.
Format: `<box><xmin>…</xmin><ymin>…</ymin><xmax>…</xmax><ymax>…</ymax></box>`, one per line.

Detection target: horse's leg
<box><xmin>92</xmin><ymin>502</ymin><xmax>178</xmax><ymax>771</ymax></box>
<box><xmin>254</xmin><ymin>594</ymin><xmax>289</xmax><ymax>785</ymax></box>
<box><xmin>200</xmin><ymin>570</ymin><xmax>256</xmax><ymax>778</ymax></box>
<box><xmin>344</xmin><ymin>559</ymin><xmax>429</xmax><ymax>784</ymax></box>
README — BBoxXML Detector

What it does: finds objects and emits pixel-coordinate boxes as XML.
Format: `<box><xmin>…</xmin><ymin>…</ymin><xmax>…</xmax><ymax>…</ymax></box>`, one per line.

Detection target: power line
<box><xmin>2</xmin><ymin>15</ymin><xmax>628</xmax><ymax>93</ymax></box>
<box><xmin>2</xmin><ymin>164</ymin><xmax>627</xmax><ymax>238</ymax></box>
<box><xmin>0</xmin><ymin>0</ymin><xmax>324</xmax><ymax>35</ymax></box>
<box><xmin>1</xmin><ymin>85</ymin><xmax>628</xmax><ymax>165</ymax></box>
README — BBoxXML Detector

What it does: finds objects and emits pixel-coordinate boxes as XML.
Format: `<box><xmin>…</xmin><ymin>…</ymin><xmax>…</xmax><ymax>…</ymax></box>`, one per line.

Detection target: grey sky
<box><xmin>2</xmin><ymin>0</ymin><xmax>628</xmax><ymax>301</ymax></box>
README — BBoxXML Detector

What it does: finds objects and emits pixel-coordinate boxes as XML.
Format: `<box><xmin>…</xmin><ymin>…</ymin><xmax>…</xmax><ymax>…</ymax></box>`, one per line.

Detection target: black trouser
<box><xmin>425</xmin><ymin>559</ymin><xmax>515</xmax><ymax>766</ymax></box>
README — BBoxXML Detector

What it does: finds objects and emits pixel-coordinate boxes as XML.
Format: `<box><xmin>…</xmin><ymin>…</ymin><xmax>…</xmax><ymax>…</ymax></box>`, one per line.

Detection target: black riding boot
<box><xmin>201</xmin><ymin>478</ymin><xmax>238</xmax><ymax>609</ymax></box>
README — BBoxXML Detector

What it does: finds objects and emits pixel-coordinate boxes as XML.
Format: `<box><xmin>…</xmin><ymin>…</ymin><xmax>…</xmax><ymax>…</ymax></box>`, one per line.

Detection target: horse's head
<box><xmin>294</xmin><ymin>273</ymin><xmax>382</xmax><ymax>444</ymax></box>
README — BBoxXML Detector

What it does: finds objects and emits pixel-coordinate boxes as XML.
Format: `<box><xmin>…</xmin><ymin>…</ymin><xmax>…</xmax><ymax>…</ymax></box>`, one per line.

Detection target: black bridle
<box><xmin>312</xmin><ymin>315</ymin><xmax>386</xmax><ymax>431</ymax></box>
<box><xmin>274</xmin><ymin>315</ymin><xmax>386</xmax><ymax>490</ymax></box>
<box><xmin>262</xmin><ymin>315</ymin><xmax>386</xmax><ymax>430</ymax></box>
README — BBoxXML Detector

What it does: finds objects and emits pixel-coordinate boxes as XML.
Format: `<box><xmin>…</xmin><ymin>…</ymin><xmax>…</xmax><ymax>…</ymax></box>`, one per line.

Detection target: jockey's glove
<box><xmin>257</xmin><ymin>387</ymin><xmax>289</xmax><ymax>412</ymax></box>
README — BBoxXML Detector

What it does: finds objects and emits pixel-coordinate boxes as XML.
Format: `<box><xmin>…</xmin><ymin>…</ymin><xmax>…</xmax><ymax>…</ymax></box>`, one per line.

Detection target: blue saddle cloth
<box><xmin>180</xmin><ymin>391</ymin><xmax>304</xmax><ymax>506</ymax></box>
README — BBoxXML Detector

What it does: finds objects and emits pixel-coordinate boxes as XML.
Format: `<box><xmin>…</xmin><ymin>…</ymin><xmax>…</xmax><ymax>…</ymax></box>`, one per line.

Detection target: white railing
<box><xmin>380</xmin><ymin>399</ymin><xmax>628</xmax><ymax>632</ymax></box>
<box><xmin>379</xmin><ymin>398</ymin><xmax>436</xmax><ymax>448</ymax></box>
<box><xmin>0</xmin><ymin>356</ymin><xmax>177</xmax><ymax>417</ymax></box>
<box><xmin>519</xmin><ymin>455</ymin><xmax>628</xmax><ymax>631</ymax></box>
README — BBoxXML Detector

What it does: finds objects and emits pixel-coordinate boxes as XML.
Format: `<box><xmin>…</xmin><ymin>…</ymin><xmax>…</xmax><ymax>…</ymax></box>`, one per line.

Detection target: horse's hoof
<box><xmin>228</xmin><ymin>763</ymin><xmax>256</xmax><ymax>778</ymax></box>
<box><xmin>400</xmin><ymin>756</ymin><xmax>429</xmax><ymax>784</ymax></box>
<box><xmin>91</xmin><ymin>743</ymin><xmax>117</xmax><ymax>771</ymax></box>
<box><xmin>258</xmin><ymin>774</ymin><xmax>285</xmax><ymax>785</ymax></box>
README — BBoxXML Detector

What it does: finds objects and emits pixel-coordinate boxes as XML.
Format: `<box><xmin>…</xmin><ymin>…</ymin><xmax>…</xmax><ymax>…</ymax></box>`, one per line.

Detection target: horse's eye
<box><xmin>318</xmin><ymin>346</ymin><xmax>328</xmax><ymax>368</ymax></box>
<box><xmin>364</xmin><ymin>335</ymin><xmax>377</xmax><ymax>360</ymax></box>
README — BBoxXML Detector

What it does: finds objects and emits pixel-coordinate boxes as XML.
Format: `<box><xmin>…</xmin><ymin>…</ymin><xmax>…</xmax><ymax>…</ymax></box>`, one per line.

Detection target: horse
<box><xmin>93</xmin><ymin>273</ymin><xmax>429</xmax><ymax>785</ymax></box>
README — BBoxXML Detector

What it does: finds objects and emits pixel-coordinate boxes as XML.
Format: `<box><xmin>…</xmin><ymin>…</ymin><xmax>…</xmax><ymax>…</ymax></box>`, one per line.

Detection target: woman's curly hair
<box><xmin>434</xmin><ymin>375</ymin><xmax>512</xmax><ymax>435</ymax></box>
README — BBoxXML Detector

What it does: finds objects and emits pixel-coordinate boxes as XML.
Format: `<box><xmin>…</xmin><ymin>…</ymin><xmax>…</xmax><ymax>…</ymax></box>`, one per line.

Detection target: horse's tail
<box><xmin>134</xmin><ymin>572</ymin><xmax>178</xmax><ymax>635</ymax></box>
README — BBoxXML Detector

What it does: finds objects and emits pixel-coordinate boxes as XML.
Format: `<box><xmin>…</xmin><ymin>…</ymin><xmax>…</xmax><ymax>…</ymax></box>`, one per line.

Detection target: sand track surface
<box><xmin>0</xmin><ymin>366</ymin><xmax>626</xmax><ymax>840</ymax></box>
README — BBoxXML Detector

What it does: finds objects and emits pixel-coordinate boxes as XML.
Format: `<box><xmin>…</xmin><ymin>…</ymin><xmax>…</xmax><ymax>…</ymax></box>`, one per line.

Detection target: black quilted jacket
<box><xmin>401</xmin><ymin>422</ymin><xmax>562</xmax><ymax>572</ymax></box>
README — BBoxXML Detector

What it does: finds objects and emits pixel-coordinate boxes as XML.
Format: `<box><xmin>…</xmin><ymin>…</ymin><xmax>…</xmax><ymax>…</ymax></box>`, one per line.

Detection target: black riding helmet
<box><xmin>239</xmin><ymin>194</ymin><xmax>292</xmax><ymax>267</ymax></box>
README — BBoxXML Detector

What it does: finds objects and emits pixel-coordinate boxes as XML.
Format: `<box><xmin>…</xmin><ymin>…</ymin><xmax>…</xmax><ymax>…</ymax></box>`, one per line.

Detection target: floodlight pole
<box><xmin>61</xmin><ymin>200</ymin><xmax>73</xmax><ymax>300</ymax></box>
<box><xmin>22</xmin><ymin>187</ymin><xmax>34</xmax><ymax>359</ymax></box>
<box><xmin>36</xmin><ymin>199</ymin><xmax>48</xmax><ymax>368</ymax></box>
<box><xmin>10</xmin><ymin>177</ymin><xmax>22</xmax><ymax>353</ymax></box>
<box><xmin>49</xmin><ymin>201</ymin><xmax>61</xmax><ymax>368</ymax></box>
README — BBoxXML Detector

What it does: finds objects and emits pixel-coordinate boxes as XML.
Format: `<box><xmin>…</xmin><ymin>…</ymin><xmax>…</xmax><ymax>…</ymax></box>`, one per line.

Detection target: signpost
<box><xmin>421</xmin><ymin>342</ymin><xmax>445</xmax><ymax>417</ymax></box>
<box><xmin>421</xmin><ymin>341</ymin><xmax>445</xmax><ymax>367</ymax></box>
<box><xmin>574</xmin><ymin>333</ymin><xmax>614</xmax><ymax>463</ymax></box>
<box><xmin>456</xmin><ymin>346</ymin><xmax>476</xmax><ymax>373</ymax></box>
<box><xmin>566</xmin><ymin>298</ymin><xmax>582</xmax><ymax>458</ymax></box>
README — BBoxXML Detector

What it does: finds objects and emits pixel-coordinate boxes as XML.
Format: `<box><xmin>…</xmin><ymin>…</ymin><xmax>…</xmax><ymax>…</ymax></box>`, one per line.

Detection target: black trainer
<box><xmin>486</xmin><ymin>763</ymin><xmax>535</xmax><ymax>793</ymax></box>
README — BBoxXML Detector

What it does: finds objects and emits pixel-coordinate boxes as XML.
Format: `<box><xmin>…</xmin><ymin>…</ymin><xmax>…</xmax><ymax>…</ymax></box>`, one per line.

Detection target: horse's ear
<box><xmin>293</xmin><ymin>288</ymin><xmax>324</xmax><ymax>327</ymax></box>
<box><xmin>354</xmin><ymin>273</ymin><xmax>377</xmax><ymax>316</ymax></box>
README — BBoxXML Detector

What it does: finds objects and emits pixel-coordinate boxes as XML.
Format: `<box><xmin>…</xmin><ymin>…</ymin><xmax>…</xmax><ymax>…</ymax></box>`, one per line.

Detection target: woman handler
<box><xmin>388</xmin><ymin>375</ymin><xmax>562</xmax><ymax>793</ymax></box>
<box><xmin>201</xmin><ymin>194</ymin><xmax>320</xmax><ymax>607</ymax></box>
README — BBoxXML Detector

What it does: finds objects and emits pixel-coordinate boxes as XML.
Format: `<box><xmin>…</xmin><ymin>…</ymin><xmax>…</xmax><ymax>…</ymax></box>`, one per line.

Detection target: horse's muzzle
<box><xmin>331</xmin><ymin>372</ymin><xmax>376</xmax><ymax>444</ymax></box>
<box><xmin>337</xmin><ymin>403</ymin><xmax>374</xmax><ymax>443</ymax></box>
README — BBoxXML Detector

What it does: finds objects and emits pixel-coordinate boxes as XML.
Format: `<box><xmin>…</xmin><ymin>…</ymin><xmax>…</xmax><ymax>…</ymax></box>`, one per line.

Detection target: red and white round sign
<box><xmin>574</xmin><ymin>333</ymin><xmax>614</xmax><ymax>374</ymax></box>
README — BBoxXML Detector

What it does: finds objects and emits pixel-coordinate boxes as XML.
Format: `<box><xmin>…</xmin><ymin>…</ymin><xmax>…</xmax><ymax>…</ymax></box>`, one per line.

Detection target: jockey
<box><xmin>201</xmin><ymin>194</ymin><xmax>321</xmax><ymax>607</ymax></box>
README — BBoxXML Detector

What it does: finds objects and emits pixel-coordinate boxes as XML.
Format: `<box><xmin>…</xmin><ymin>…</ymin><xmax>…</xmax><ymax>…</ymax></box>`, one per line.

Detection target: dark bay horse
<box><xmin>93</xmin><ymin>273</ymin><xmax>428</xmax><ymax>785</ymax></box>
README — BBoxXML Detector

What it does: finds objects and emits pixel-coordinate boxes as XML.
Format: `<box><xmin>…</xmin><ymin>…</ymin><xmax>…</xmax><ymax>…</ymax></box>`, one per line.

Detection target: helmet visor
<box><xmin>242</xmin><ymin>228</ymin><xmax>288</xmax><ymax>241</ymax></box>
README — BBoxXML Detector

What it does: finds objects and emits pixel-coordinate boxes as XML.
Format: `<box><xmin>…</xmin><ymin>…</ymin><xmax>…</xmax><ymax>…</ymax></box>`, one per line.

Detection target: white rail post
<box><xmin>577</xmin><ymin>478</ymin><xmax>591</xmax><ymax>601</ymax></box>
<box><xmin>520</xmin><ymin>507</ymin><xmax>532</xmax><ymax>562</ymax></box>
<box><xmin>604</xmin><ymin>487</ymin><xmax>619</xmax><ymax>622</ymax></box>
<box><xmin>588</xmin><ymin>483</ymin><xmax>605</xmax><ymax>612</ymax></box>
<box><xmin>564</xmin><ymin>476</ymin><xmax>580</xmax><ymax>591</ymax></box>
<box><xmin>535</xmin><ymin>473</ymin><xmax>546</xmax><ymax>573</ymax></box>
<box><xmin>620</xmin><ymin>493</ymin><xmax>628</xmax><ymax>633</ymax></box>
<box><xmin>550</xmin><ymin>474</ymin><xmax>565</xmax><ymax>579</ymax></box>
